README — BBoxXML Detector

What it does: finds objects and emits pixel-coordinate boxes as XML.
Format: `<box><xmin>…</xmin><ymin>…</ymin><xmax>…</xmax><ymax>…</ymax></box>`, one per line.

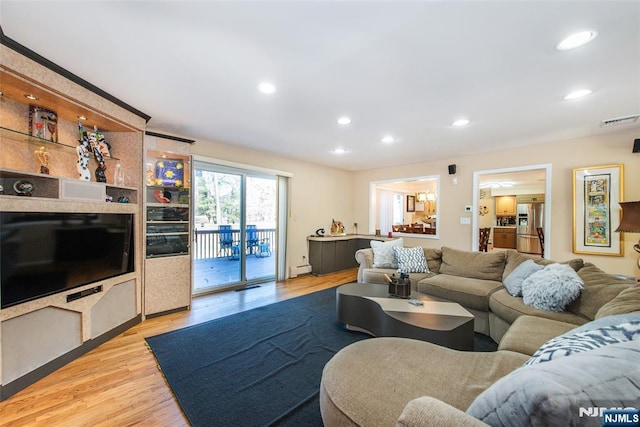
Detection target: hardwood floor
<box><xmin>0</xmin><ymin>269</ymin><xmax>357</xmax><ymax>427</ymax></box>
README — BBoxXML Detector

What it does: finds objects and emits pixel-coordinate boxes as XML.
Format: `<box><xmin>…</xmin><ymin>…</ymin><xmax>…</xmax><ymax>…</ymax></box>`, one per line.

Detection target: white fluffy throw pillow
<box><xmin>370</xmin><ymin>238</ymin><xmax>403</xmax><ymax>268</ymax></box>
<box><xmin>521</xmin><ymin>263</ymin><xmax>584</xmax><ymax>312</ymax></box>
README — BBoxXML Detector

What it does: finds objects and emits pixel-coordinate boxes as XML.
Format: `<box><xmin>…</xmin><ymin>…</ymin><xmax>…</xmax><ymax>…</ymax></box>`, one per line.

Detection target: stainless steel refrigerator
<box><xmin>517</xmin><ymin>203</ymin><xmax>544</xmax><ymax>254</ymax></box>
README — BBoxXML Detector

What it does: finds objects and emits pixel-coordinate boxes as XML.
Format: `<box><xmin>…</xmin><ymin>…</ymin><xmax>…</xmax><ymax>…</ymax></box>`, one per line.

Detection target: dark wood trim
<box><xmin>0</xmin><ymin>25</ymin><xmax>151</xmax><ymax>123</ymax></box>
<box><xmin>145</xmin><ymin>306</ymin><xmax>190</xmax><ymax>319</ymax></box>
<box><xmin>144</xmin><ymin>131</ymin><xmax>195</xmax><ymax>144</ymax></box>
<box><xmin>0</xmin><ymin>314</ymin><xmax>142</xmax><ymax>401</ymax></box>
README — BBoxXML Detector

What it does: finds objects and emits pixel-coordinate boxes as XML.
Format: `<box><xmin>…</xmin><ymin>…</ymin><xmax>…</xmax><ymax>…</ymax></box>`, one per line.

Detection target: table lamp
<box><xmin>615</xmin><ymin>201</ymin><xmax>640</xmax><ymax>269</ymax></box>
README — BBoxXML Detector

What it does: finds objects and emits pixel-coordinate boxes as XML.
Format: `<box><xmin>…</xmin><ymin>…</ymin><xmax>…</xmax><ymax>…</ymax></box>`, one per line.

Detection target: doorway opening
<box><xmin>472</xmin><ymin>164</ymin><xmax>552</xmax><ymax>257</ymax></box>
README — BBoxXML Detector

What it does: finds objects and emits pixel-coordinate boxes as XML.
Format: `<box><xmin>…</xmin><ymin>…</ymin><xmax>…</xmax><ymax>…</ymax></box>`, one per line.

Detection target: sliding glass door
<box><xmin>192</xmin><ymin>161</ymin><xmax>277</xmax><ymax>294</ymax></box>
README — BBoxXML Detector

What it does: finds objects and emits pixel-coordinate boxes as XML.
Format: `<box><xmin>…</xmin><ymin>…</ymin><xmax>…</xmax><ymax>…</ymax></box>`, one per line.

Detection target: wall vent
<box><xmin>600</xmin><ymin>114</ymin><xmax>640</xmax><ymax>127</ymax></box>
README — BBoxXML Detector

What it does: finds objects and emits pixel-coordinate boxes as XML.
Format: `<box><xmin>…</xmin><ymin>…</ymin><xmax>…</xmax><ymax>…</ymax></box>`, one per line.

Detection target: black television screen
<box><xmin>1</xmin><ymin>212</ymin><xmax>134</xmax><ymax>309</ymax></box>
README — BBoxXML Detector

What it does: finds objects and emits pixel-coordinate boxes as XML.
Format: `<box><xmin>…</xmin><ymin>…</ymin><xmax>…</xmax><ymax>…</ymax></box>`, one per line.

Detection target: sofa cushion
<box><xmin>394</xmin><ymin>246</ymin><xmax>429</xmax><ymax>273</ymax></box>
<box><xmin>417</xmin><ymin>275</ymin><xmax>503</xmax><ymax>311</ymax></box>
<box><xmin>537</xmin><ymin>257</ymin><xmax>585</xmax><ymax>271</ymax></box>
<box><xmin>466</xmin><ymin>340</ymin><xmax>640</xmax><ymax>426</ymax></box>
<box><xmin>502</xmin><ymin>250</ymin><xmax>540</xmax><ymax>280</ymax></box>
<box><xmin>563</xmin><ymin>312</ymin><xmax>640</xmax><ymax>334</ymax></box>
<box><xmin>439</xmin><ymin>247</ymin><xmax>506</xmax><ymax>281</ymax></box>
<box><xmin>497</xmin><ymin>315</ymin><xmax>578</xmax><ymax>356</ymax></box>
<box><xmin>423</xmin><ymin>247</ymin><xmax>443</xmax><ymax>274</ymax></box>
<box><xmin>596</xmin><ymin>284</ymin><xmax>640</xmax><ymax>319</ymax></box>
<box><xmin>521</xmin><ymin>263</ymin><xmax>584</xmax><ymax>312</ymax></box>
<box><xmin>489</xmin><ymin>289</ymin><xmax>588</xmax><ymax>326</ymax></box>
<box><xmin>568</xmin><ymin>263</ymin><xmax>638</xmax><ymax>320</ymax></box>
<box><xmin>320</xmin><ymin>337</ymin><xmax>528</xmax><ymax>427</ymax></box>
<box><xmin>525</xmin><ymin>320</ymin><xmax>640</xmax><ymax>365</ymax></box>
<box><xmin>370</xmin><ymin>238</ymin><xmax>403</xmax><ymax>268</ymax></box>
<box><xmin>502</xmin><ymin>259</ymin><xmax>543</xmax><ymax>297</ymax></box>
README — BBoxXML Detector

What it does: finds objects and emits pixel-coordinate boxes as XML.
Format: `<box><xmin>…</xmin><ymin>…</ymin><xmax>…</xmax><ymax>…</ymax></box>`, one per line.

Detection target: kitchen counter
<box><xmin>307</xmin><ymin>234</ymin><xmax>394</xmax><ymax>242</ymax></box>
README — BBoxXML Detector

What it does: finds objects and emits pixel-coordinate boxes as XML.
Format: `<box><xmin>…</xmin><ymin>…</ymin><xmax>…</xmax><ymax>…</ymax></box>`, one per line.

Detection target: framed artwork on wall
<box><xmin>406</xmin><ymin>195</ymin><xmax>415</xmax><ymax>212</ymax></box>
<box><xmin>573</xmin><ymin>164</ymin><xmax>624</xmax><ymax>256</ymax></box>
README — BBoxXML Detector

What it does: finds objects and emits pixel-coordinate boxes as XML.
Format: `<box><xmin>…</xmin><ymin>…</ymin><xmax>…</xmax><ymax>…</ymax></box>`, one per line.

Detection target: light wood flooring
<box><xmin>0</xmin><ymin>269</ymin><xmax>357</xmax><ymax>427</ymax></box>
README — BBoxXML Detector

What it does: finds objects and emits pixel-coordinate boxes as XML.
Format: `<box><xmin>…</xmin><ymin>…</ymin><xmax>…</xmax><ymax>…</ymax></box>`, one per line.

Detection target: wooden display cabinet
<box><xmin>0</xmin><ymin>46</ymin><xmax>146</xmax><ymax>401</ymax></box>
<box><xmin>143</xmin><ymin>144</ymin><xmax>193</xmax><ymax>317</ymax></box>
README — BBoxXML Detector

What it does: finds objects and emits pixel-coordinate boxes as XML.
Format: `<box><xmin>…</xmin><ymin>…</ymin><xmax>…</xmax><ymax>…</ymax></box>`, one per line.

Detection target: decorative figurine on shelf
<box><xmin>331</xmin><ymin>218</ymin><xmax>345</xmax><ymax>235</ymax></box>
<box><xmin>34</xmin><ymin>146</ymin><xmax>51</xmax><ymax>174</ymax></box>
<box><xmin>89</xmin><ymin>126</ymin><xmax>107</xmax><ymax>183</ymax></box>
<box><xmin>29</xmin><ymin>106</ymin><xmax>58</xmax><ymax>142</ymax></box>
<box><xmin>76</xmin><ymin>121</ymin><xmax>91</xmax><ymax>181</ymax></box>
<box><xmin>13</xmin><ymin>180</ymin><xmax>34</xmax><ymax>196</ymax></box>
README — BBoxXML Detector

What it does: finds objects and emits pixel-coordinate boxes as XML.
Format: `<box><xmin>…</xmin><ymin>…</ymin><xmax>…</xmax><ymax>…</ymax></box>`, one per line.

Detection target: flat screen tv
<box><xmin>1</xmin><ymin>212</ymin><xmax>134</xmax><ymax>309</ymax></box>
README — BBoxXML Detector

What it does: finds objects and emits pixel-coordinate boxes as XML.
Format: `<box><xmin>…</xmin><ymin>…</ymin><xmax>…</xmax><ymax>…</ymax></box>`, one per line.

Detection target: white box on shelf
<box><xmin>60</xmin><ymin>178</ymin><xmax>106</xmax><ymax>202</ymax></box>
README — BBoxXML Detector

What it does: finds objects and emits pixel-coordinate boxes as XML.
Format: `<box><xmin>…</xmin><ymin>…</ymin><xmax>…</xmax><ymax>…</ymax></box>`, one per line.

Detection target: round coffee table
<box><xmin>336</xmin><ymin>282</ymin><xmax>475</xmax><ymax>350</ymax></box>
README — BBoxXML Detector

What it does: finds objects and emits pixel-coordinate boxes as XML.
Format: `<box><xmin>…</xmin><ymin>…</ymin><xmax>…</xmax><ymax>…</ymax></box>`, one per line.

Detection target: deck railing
<box><xmin>194</xmin><ymin>228</ymin><xmax>276</xmax><ymax>260</ymax></box>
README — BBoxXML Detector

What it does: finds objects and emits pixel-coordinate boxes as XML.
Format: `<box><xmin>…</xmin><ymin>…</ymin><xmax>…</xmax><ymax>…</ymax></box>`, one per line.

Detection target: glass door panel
<box><xmin>246</xmin><ymin>175</ymin><xmax>276</xmax><ymax>281</ymax></box>
<box><xmin>193</xmin><ymin>166</ymin><xmax>242</xmax><ymax>293</ymax></box>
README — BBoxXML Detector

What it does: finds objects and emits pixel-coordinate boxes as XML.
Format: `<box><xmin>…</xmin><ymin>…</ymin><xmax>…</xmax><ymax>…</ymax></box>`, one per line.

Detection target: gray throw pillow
<box><xmin>393</xmin><ymin>246</ymin><xmax>429</xmax><ymax>274</ymax></box>
<box><xmin>467</xmin><ymin>340</ymin><xmax>640</xmax><ymax>426</ymax></box>
<box><xmin>370</xmin><ymin>238</ymin><xmax>403</xmax><ymax>268</ymax></box>
<box><xmin>525</xmin><ymin>320</ymin><xmax>640</xmax><ymax>365</ymax></box>
<box><xmin>521</xmin><ymin>263</ymin><xmax>583</xmax><ymax>312</ymax></box>
<box><xmin>503</xmin><ymin>259</ymin><xmax>543</xmax><ymax>297</ymax></box>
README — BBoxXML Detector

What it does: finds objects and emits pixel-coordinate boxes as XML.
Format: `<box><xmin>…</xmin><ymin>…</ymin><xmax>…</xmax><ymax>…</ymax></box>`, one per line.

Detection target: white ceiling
<box><xmin>2</xmin><ymin>1</ymin><xmax>639</xmax><ymax>171</ymax></box>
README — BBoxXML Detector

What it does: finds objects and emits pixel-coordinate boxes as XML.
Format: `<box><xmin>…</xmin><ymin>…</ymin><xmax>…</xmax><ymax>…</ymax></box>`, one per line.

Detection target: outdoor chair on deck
<box><xmin>479</xmin><ymin>227</ymin><xmax>490</xmax><ymax>252</ymax></box>
<box><xmin>246</xmin><ymin>225</ymin><xmax>259</xmax><ymax>255</ymax></box>
<box><xmin>219</xmin><ymin>225</ymin><xmax>239</xmax><ymax>259</ymax></box>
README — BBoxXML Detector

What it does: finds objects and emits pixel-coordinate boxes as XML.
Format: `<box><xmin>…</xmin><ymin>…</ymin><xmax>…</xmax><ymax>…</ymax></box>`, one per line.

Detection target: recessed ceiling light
<box><xmin>77</xmin><ymin>115</ymin><xmax>87</xmax><ymax>121</ymax></box>
<box><xmin>452</xmin><ymin>119</ymin><xmax>470</xmax><ymax>127</ymax></box>
<box><xmin>564</xmin><ymin>89</ymin><xmax>592</xmax><ymax>100</ymax></box>
<box><xmin>381</xmin><ymin>135</ymin><xmax>396</xmax><ymax>144</ymax></box>
<box><xmin>337</xmin><ymin>117</ymin><xmax>351</xmax><ymax>125</ymax></box>
<box><xmin>332</xmin><ymin>148</ymin><xmax>347</xmax><ymax>155</ymax></box>
<box><xmin>257</xmin><ymin>82</ymin><xmax>276</xmax><ymax>94</ymax></box>
<box><xmin>24</xmin><ymin>94</ymin><xmax>39</xmax><ymax>100</ymax></box>
<box><xmin>555</xmin><ymin>31</ymin><xmax>598</xmax><ymax>51</ymax></box>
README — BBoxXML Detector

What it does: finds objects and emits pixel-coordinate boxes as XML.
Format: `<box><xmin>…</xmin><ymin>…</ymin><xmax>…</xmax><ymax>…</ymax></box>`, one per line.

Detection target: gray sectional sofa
<box><xmin>319</xmin><ymin>245</ymin><xmax>640</xmax><ymax>426</ymax></box>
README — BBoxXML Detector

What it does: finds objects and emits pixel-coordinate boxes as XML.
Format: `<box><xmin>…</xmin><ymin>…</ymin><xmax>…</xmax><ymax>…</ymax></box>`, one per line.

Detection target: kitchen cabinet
<box><xmin>495</xmin><ymin>196</ymin><xmax>516</xmax><ymax>216</ymax></box>
<box><xmin>493</xmin><ymin>227</ymin><xmax>517</xmax><ymax>249</ymax></box>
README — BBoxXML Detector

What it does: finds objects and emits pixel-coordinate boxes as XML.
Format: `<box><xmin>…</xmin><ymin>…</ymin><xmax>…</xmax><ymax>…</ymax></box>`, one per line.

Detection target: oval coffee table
<box><xmin>336</xmin><ymin>282</ymin><xmax>475</xmax><ymax>350</ymax></box>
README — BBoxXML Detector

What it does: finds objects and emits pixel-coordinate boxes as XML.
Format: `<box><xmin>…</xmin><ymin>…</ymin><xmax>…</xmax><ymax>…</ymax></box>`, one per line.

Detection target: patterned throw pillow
<box><xmin>525</xmin><ymin>320</ymin><xmax>640</xmax><ymax>365</ymax></box>
<box><xmin>521</xmin><ymin>263</ymin><xmax>583</xmax><ymax>312</ymax></box>
<box><xmin>393</xmin><ymin>246</ymin><xmax>429</xmax><ymax>274</ymax></box>
<box><xmin>370</xmin><ymin>238</ymin><xmax>403</xmax><ymax>268</ymax></box>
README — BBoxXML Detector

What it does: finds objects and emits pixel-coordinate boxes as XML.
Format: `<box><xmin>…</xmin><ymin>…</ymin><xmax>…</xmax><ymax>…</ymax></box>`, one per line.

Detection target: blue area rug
<box><xmin>145</xmin><ymin>287</ymin><xmax>368</xmax><ymax>426</ymax></box>
<box><xmin>146</xmin><ymin>287</ymin><xmax>497</xmax><ymax>426</ymax></box>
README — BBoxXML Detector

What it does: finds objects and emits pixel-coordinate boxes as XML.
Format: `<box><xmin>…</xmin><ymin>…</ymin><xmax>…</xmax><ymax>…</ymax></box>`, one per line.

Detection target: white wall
<box><xmin>157</xmin><ymin>128</ymin><xmax>639</xmax><ymax>278</ymax></box>
<box><xmin>187</xmin><ymin>138</ymin><xmax>355</xmax><ymax>273</ymax></box>
<box><xmin>353</xmin><ymin>130</ymin><xmax>640</xmax><ymax>277</ymax></box>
